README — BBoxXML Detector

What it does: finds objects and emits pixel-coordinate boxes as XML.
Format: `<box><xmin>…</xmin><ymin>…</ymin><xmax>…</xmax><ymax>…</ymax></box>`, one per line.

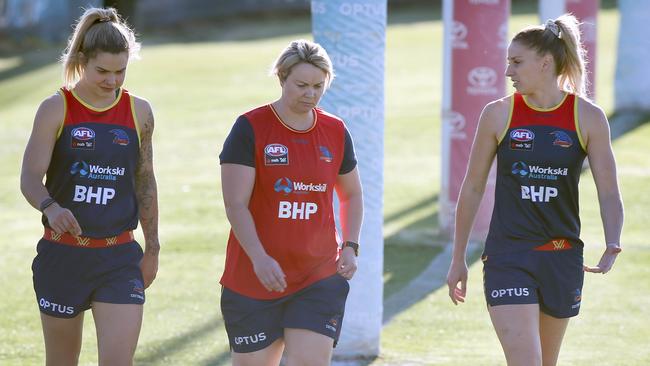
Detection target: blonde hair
<box><xmin>271</xmin><ymin>39</ymin><xmax>334</xmax><ymax>87</ymax></box>
<box><xmin>512</xmin><ymin>13</ymin><xmax>587</xmax><ymax>97</ymax></box>
<box><xmin>61</xmin><ymin>7</ymin><xmax>140</xmax><ymax>88</ymax></box>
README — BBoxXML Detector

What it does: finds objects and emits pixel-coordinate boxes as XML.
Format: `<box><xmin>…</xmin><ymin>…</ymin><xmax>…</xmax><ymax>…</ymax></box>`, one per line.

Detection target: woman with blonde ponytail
<box><xmin>447</xmin><ymin>13</ymin><xmax>624</xmax><ymax>366</ymax></box>
<box><xmin>21</xmin><ymin>7</ymin><xmax>158</xmax><ymax>365</ymax></box>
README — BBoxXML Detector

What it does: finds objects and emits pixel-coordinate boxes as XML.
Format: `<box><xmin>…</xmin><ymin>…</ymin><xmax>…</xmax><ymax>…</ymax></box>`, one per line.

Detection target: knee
<box><xmin>504</xmin><ymin>348</ymin><xmax>542</xmax><ymax>366</ymax></box>
<box><xmin>45</xmin><ymin>353</ymin><xmax>80</xmax><ymax>366</ymax></box>
<box><xmin>285</xmin><ymin>348</ymin><xmax>331</xmax><ymax>366</ymax></box>
<box><xmin>98</xmin><ymin>349</ymin><xmax>135</xmax><ymax>366</ymax></box>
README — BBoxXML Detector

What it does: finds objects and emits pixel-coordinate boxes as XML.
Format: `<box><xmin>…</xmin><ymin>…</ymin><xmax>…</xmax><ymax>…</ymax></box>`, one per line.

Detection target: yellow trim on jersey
<box><xmin>70</xmin><ymin>88</ymin><xmax>123</xmax><ymax>112</ymax></box>
<box><xmin>56</xmin><ymin>89</ymin><xmax>66</xmax><ymax>139</ymax></box>
<box><xmin>269</xmin><ymin>104</ymin><xmax>317</xmax><ymax>133</ymax></box>
<box><xmin>497</xmin><ymin>95</ymin><xmax>515</xmax><ymax>144</ymax></box>
<box><xmin>129</xmin><ymin>95</ymin><xmax>142</xmax><ymax>147</ymax></box>
<box><xmin>522</xmin><ymin>92</ymin><xmax>568</xmax><ymax>112</ymax></box>
<box><xmin>574</xmin><ymin>96</ymin><xmax>587</xmax><ymax>151</ymax></box>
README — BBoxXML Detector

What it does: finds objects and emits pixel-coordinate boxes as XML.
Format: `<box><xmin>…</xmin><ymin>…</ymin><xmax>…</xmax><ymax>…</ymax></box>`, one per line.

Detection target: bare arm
<box><xmin>451</xmin><ymin>101</ymin><xmax>505</xmax><ymax>261</ymax></box>
<box><xmin>221</xmin><ymin>163</ymin><xmax>287</xmax><ymax>292</ymax></box>
<box><xmin>447</xmin><ymin>98</ymin><xmax>507</xmax><ymax>304</ymax></box>
<box><xmin>20</xmin><ymin>93</ymin><xmax>81</xmax><ymax>235</ymax></box>
<box><xmin>334</xmin><ymin>167</ymin><xmax>363</xmax><ymax>279</ymax></box>
<box><xmin>134</xmin><ymin>98</ymin><xmax>159</xmax><ymax>287</ymax></box>
<box><xmin>579</xmin><ymin>100</ymin><xmax>624</xmax><ymax>273</ymax></box>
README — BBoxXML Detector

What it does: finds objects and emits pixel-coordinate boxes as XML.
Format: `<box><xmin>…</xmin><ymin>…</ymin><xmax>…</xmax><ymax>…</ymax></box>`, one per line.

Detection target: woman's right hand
<box><xmin>447</xmin><ymin>259</ymin><xmax>469</xmax><ymax>305</ymax></box>
<box><xmin>252</xmin><ymin>254</ymin><xmax>287</xmax><ymax>293</ymax></box>
<box><xmin>44</xmin><ymin>203</ymin><xmax>82</xmax><ymax>236</ymax></box>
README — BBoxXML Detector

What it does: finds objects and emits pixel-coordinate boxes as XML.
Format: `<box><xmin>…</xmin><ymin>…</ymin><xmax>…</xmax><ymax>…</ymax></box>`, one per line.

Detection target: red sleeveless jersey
<box><xmin>220</xmin><ymin>105</ymin><xmax>348</xmax><ymax>299</ymax></box>
<box><xmin>485</xmin><ymin>93</ymin><xmax>587</xmax><ymax>255</ymax></box>
<box><xmin>43</xmin><ymin>88</ymin><xmax>140</xmax><ymax>237</ymax></box>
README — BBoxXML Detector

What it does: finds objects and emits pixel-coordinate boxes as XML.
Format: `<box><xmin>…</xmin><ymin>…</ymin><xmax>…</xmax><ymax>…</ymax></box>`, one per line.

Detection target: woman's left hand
<box><xmin>140</xmin><ymin>250</ymin><xmax>159</xmax><ymax>288</ymax></box>
<box><xmin>584</xmin><ymin>244</ymin><xmax>622</xmax><ymax>274</ymax></box>
<box><xmin>337</xmin><ymin>247</ymin><xmax>358</xmax><ymax>280</ymax></box>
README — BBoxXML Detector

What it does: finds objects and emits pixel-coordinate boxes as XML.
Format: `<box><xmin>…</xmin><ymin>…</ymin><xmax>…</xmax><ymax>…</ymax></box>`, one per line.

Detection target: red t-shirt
<box><xmin>219</xmin><ymin>104</ymin><xmax>357</xmax><ymax>299</ymax></box>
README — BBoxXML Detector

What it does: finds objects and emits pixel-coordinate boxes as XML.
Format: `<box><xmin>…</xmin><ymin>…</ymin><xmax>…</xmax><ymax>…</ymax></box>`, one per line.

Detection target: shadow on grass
<box><xmin>382</xmin><ymin>194</ymin><xmax>483</xmax><ymax>324</ymax></box>
<box><xmin>0</xmin><ymin>46</ymin><xmax>59</xmax><ymax>83</ymax></box>
<box><xmin>135</xmin><ymin>315</ymin><xmax>226</xmax><ymax>365</ymax></box>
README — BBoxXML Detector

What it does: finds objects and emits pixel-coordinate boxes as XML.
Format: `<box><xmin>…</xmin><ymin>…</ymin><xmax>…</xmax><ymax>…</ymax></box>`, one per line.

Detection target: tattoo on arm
<box><xmin>135</xmin><ymin>107</ymin><xmax>160</xmax><ymax>254</ymax></box>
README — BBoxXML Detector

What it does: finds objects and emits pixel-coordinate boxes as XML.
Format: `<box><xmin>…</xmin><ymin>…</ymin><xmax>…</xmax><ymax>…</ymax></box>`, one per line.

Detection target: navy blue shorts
<box><xmin>482</xmin><ymin>245</ymin><xmax>584</xmax><ymax>318</ymax></box>
<box><xmin>220</xmin><ymin>273</ymin><xmax>350</xmax><ymax>353</ymax></box>
<box><xmin>32</xmin><ymin>238</ymin><xmax>145</xmax><ymax>318</ymax></box>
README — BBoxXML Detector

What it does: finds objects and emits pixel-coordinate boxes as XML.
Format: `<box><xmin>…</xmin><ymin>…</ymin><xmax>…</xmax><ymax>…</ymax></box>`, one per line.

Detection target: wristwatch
<box><xmin>342</xmin><ymin>241</ymin><xmax>359</xmax><ymax>257</ymax></box>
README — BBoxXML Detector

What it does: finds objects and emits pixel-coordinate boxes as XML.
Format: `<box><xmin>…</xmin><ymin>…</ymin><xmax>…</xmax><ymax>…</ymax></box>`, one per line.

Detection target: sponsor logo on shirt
<box><xmin>274</xmin><ymin>177</ymin><xmax>327</xmax><ymax>195</ymax></box>
<box><xmin>71</xmin><ymin>127</ymin><xmax>95</xmax><ymax>150</ymax></box>
<box><xmin>73</xmin><ymin>185</ymin><xmax>116</xmax><ymax>205</ymax></box>
<box><xmin>278</xmin><ymin>201</ymin><xmax>318</xmax><ymax>220</ymax></box>
<box><xmin>550</xmin><ymin>130</ymin><xmax>573</xmax><ymax>148</ymax></box>
<box><xmin>109</xmin><ymin>129</ymin><xmax>130</xmax><ymax>146</ymax></box>
<box><xmin>509</xmin><ymin>128</ymin><xmax>534</xmax><ymax>151</ymax></box>
<box><xmin>70</xmin><ymin>161</ymin><xmax>125</xmax><ymax>181</ymax></box>
<box><xmin>520</xmin><ymin>185</ymin><xmax>558</xmax><ymax>202</ymax></box>
<box><xmin>264</xmin><ymin>143</ymin><xmax>289</xmax><ymax>165</ymax></box>
<box><xmin>511</xmin><ymin>161</ymin><xmax>568</xmax><ymax>181</ymax></box>
<box><xmin>319</xmin><ymin>146</ymin><xmax>333</xmax><ymax>162</ymax></box>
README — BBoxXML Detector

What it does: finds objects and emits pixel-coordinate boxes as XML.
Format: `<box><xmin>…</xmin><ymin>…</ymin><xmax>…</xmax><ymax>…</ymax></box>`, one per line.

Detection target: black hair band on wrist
<box><xmin>39</xmin><ymin>197</ymin><xmax>56</xmax><ymax>212</ymax></box>
<box><xmin>342</xmin><ymin>241</ymin><xmax>359</xmax><ymax>257</ymax></box>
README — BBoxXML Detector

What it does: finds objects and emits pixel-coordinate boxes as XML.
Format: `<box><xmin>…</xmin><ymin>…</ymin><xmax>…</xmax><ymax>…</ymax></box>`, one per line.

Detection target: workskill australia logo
<box><xmin>274</xmin><ymin>177</ymin><xmax>293</xmax><ymax>194</ymax></box>
<box><xmin>71</xmin><ymin>127</ymin><xmax>95</xmax><ymax>150</ymax></box>
<box><xmin>264</xmin><ymin>143</ymin><xmax>288</xmax><ymax>165</ymax></box>
<box><xmin>511</xmin><ymin>161</ymin><xmax>568</xmax><ymax>181</ymax></box>
<box><xmin>509</xmin><ymin>128</ymin><xmax>534</xmax><ymax>151</ymax></box>
<box><xmin>70</xmin><ymin>161</ymin><xmax>125</xmax><ymax>181</ymax></box>
<box><xmin>274</xmin><ymin>177</ymin><xmax>327</xmax><ymax>195</ymax></box>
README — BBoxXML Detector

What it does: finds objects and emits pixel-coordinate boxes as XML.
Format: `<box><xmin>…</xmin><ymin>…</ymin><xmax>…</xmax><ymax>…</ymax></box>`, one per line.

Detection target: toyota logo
<box><xmin>451</xmin><ymin>21</ymin><xmax>468</xmax><ymax>42</ymax></box>
<box><xmin>445</xmin><ymin>111</ymin><xmax>466</xmax><ymax>132</ymax></box>
<box><xmin>468</xmin><ymin>67</ymin><xmax>497</xmax><ymax>88</ymax></box>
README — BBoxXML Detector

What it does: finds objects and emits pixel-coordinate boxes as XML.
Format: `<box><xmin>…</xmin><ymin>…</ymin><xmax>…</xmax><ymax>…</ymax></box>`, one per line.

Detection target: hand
<box><xmin>446</xmin><ymin>259</ymin><xmax>468</xmax><ymax>305</ymax></box>
<box><xmin>337</xmin><ymin>247</ymin><xmax>358</xmax><ymax>280</ymax></box>
<box><xmin>251</xmin><ymin>254</ymin><xmax>287</xmax><ymax>292</ymax></box>
<box><xmin>43</xmin><ymin>203</ymin><xmax>82</xmax><ymax>236</ymax></box>
<box><xmin>140</xmin><ymin>250</ymin><xmax>159</xmax><ymax>289</ymax></box>
<box><xmin>584</xmin><ymin>244</ymin><xmax>622</xmax><ymax>274</ymax></box>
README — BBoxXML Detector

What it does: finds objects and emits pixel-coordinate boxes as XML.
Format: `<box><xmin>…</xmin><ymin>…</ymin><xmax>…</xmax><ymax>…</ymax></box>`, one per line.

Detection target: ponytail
<box><xmin>61</xmin><ymin>7</ymin><xmax>140</xmax><ymax>87</ymax></box>
<box><xmin>512</xmin><ymin>13</ymin><xmax>588</xmax><ymax>98</ymax></box>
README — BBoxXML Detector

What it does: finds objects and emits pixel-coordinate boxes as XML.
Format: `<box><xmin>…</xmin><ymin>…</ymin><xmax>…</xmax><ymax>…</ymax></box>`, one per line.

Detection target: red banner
<box><xmin>442</xmin><ymin>0</ymin><xmax>510</xmax><ymax>240</ymax></box>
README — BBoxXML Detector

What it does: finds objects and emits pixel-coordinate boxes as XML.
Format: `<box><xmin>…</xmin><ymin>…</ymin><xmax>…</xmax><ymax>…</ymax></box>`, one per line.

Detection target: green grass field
<box><xmin>1</xmin><ymin>2</ymin><xmax>649</xmax><ymax>365</ymax></box>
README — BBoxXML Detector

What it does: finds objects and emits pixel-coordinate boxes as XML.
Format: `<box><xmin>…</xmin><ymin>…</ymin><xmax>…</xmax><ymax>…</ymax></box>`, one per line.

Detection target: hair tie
<box><xmin>545</xmin><ymin>19</ymin><xmax>561</xmax><ymax>38</ymax></box>
<box><xmin>98</xmin><ymin>15</ymin><xmax>111</xmax><ymax>23</ymax></box>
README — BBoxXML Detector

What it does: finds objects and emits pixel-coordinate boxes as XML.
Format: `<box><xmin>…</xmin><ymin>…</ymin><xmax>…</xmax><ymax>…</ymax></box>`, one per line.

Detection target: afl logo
<box><xmin>72</xmin><ymin>127</ymin><xmax>95</xmax><ymax>140</ymax></box>
<box><xmin>264</xmin><ymin>143</ymin><xmax>289</xmax><ymax>166</ymax></box>
<box><xmin>265</xmin><ymin>144</ymin><xmax>288</xmax><ymax>156</ymax></box>
<box><xmin>510</xmin><ymin>129</ymin><xmax>535</xmax><ymax>142</ymax></box>
<box><xmin>71</xmin><ymin>127</ymin><xmax>95</xmax><ymax>150</ymax></box>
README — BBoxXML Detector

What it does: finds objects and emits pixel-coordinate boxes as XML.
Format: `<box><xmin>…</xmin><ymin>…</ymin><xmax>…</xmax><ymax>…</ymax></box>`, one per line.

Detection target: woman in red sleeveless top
<box><xmin>219</xmin><ymin>39</ymin><xmax>363</xmax><ymax>365</ymax></box>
